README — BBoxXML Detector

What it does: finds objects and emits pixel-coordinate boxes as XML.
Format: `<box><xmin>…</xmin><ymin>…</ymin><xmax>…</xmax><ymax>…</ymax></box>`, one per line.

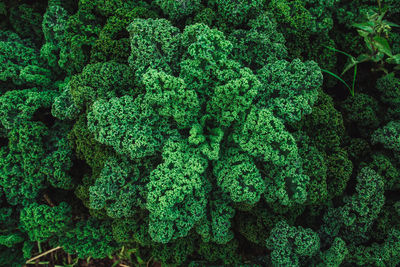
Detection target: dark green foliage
<box><xmin>89</xmin><ymin>156</ymin><xmax>147</xmax><ymax>218</ymax></box>
<box><xmin>372</xmin><ymin>120</ymin><xmax>400</xmax><ymax>153</ymax></box>
<box><xmin>234</xmin><ymin>108</ymin><xmax>309</xmax><ymax>207</ymax></box>
<box><xmin>213</xmin><ymin>148</ymin><xmax>265</xmax><ymax>205</ymax></box>
<box><xmin>376</xmin><ymin>73</ymin><xmax>400</xmax><ymax>121</ymax></box>
<box><xmin>298</xmin><ymin>90</ymin><xmax>346</xmax><ymax>151</ymax></box>
<box><xmin>69</xmin><ymin>61</ymin><xmax>137</xmax><ymax>109</ymax></box>
<box><xmin>111</xmin><ymin>214</ymin><xmax>152</xmax><ymax>245</ymax></box>
<box><xmin>195</xmin><ymin>191</ymin><xmax>235</xmax><ymax>244</ymax></box>
<box><xmin>9</xmin><ymin>3</ymin><xmax>44</xmax><ymax>42</ymax></box>
<box><xmin>211</xmin><ymin>0</ymin><xmax>265</xmax><ymax>26</ymax></box>
<box><xmin>340</xmin><ymin>167</ymin><xmax>385</xmax><ymax>241</ymax></box>
<box><xmin>341</xmin><ymin>93</ymin><xmax>380</xmax><ymax>136</ymax></box>
<box><xmin>346</xmin><ymin>137</ymin><xmax>371</xmax><ymax>162</ymax></box>
<box><xmin>325</xmin><ymin>148</ymin><xmax>353</xmax><ymax>199</ymax></box>
<box><xmin>321</xmin><ymin>167</ymin><xmax>385</xmax><ymax>244</ymax></box>
<box><xmin>0</xmin><ymin>121</ymin><xmax>49</xmax><ymax>205</ymax></box>
<box><xmin>233</xmin><ymin>108</ymin><xmax>298</xmax><ymax>165</ymax></box>
<box><xmin>228</xmin><ymin>12</ymin><xmax>287</xmax><ymax>70</ymax></box>
<box><xmin>197</xmin><ymin>239</ymin><xmax>240</xmax><ymax>265</ymax></box>
<box><xmin>347</xmin><ymin>229</ymin><xmax>400</xmax><ymax>267</ymax></box>
<box><xmin>366</xmin><ymin>153</ymin><xmax>400</xmax><ymax>190</ymax></box>
<box><xmin>128</xmin><ymin>18</ymin><xmax>181</xmax><ymax>81</ymax></box>
<box><xmin>179</xmin><ymin>23</ymin><xmax>235</xmax><ymax>98</ymax></box>
<box><xmin>146</xmin><ymin>137</ymin><xmax>209</xmax><ymax>243</ymax></box>
<box><xmin>0</xmin><ymin>207</ymin><xmax>27</xmax><ymax>267</ymax></box>
<box><xmin>0</xmin><ymin>89</ymin><xmax>56</xmax><ymax>130</ymax></box>
<box><xmin>59</xmin><ymin>218</ymin><xmax>119</xmax><ymax>259</ymax></box>
<box><xmin>1</xmin><ymin>0</ymin><xmax>400</xmax><ymax>266</ymax></box>
<box><xmin>266</xmin><ymin>220</ymin><xmax>320</xmax><ymax>267</ymax></box>
<box><xmin>294</xmin><ymin>132</ymin><xmax>328</xmax><ymax>205</ymax></box>
<box><xmin>228</xmin><ymin>12</ymin><xmax>288</xmax><ymax>69</ymax></box>
<box><xmin>53</xmin><ymin>3</ymin><xmax>102</xmax><ymax>74</ymax></box>
<box><xmin>268</xmin><ymin>0</ymin><xmax>337</xmax><ymax>73</ymax></box>
<box><xmin>20</xmin><ymin>202</ymin><xmax>72</xmax><ymax>242</ymax></box>
<box><xmin>256</xmin><ymin>59</ymin><xmax>322</xmax><ymax>123</ymax></box>
<box><xmin>41</xmin><ymin>4</ymin><xmax>69</xmax><ymax>71</ymax></box>
<box><xmin>90</xmin><ymin>3</ymin><xmax>157</xmax><ymax>63</ymax></box>
<box><xmin>87</xmin><ymin>95</ymin><xmax>176</xmax><ymax>160</ymax></box>
<box><xmin>51</xmin><ymin>79</ymin><xmax>81</xmax><ymax>121</ymax></box>
<box><xmin>317</xmin><ymin>238</ymin><xmax>348</xmax><ymax>267</ymax></box>
<box><xmin>41</xmin><ymin>135</ymin><xmax>75</xmax><ymax>190</ymax></box>
<box><xmin>142</xmin><ymin>69</ymin><xmax>200</xmax><ymax>128</ymax></box>
<box><xmin>68</xmin><ymin>114</ymin><xmax>113</xmax><ymax>174</ymax></box>
<box><xmin>297</xmin><ymin>91</ymin><xmax>353</xmax><ymax>199</ymax></box>
<box><xmin>206</xmin><ymin>67</ymin><xmax>259</xmax><ymax>127</ymax></box>
<box><xmin>0</xmin><ymin>31</ymin><xmax>51</xmax><ymax>86</ymax></box>
<box><xmin>371</xmin><ymin>200</ymin><xmax>400</xmax><ymax>242</ymax></box>
<box><xmin>0</xmin><ymin>208</ymin><xmax>24</xmax><ymax>247</ymax></box>
<box><xmin>155</xmin><ymin>0</ymin><xmax>201</xmax><ymax>21</ymax></box>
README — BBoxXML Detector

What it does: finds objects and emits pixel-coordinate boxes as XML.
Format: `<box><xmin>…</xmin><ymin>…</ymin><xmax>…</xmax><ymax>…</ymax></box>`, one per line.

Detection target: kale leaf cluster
<box><xmin>0</xmin><ymin>0</ymin><xmax>399</xmax><ymax>266</ymax></box>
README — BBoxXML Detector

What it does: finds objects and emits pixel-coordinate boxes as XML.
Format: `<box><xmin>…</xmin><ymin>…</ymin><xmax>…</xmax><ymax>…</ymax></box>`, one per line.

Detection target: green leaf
<box><xmin>356</xmin><ymin>54</ymin><xmax>371</xmax><ymax>63</ymax></box>
<box><xmin>323</xmin><ymin>46</ymin><xmax>353</xmax><ymax>59</ymax></box>
<box><xmin>352</xmin><ymin>64</ymin><xmax>357</xmax><ymax>95</ymax></box>
<box><xmin>357</xmin><ymin>30</ymin><xmax>371</xmax><ymax>38</ymax></box>
<box><xmin>321</xmin><ymin>69</ymin><xmax>354</xmax><ymax>96</ymax></box>
<box><xmin>377</xmin><ymin>10</ymin><xmax>387</xmax><ymax>21</ymax></box>
<box><xmin>371</xmin><ymin>52</ymin><xmax>385</xmax><ymax>62</ymax></box>
<box><xmin>384</xmin><ymin>21</ymin><xmax>400</xmax><ymax>27</ymax></box>
<box><xmin>386</xmin><ymin>54</ymin><xmax>400</xmax><ymax>64</ymax></box>
<box><xmin>373</xmin><ymin>36</ymin><xmax>393</xmax><ymax>56</ymax></box>
<box><xmin>364</xmin><ymin>37</ymin><xmax>375</xmax><ymax>53</ymax></box>
<box><xmin>342</xmin><ymin>59</ymin><xmax>357</xmax><ymax>75</ymax></box>
<box><xmin>353</xmin><ymin>21</ymin><xmax>375</xmax><ymax>33</ymax></box>
<box><xmin>136</xmin><ymin>255</ymin><xmax>145</xmax><ymax>264</ymax></box>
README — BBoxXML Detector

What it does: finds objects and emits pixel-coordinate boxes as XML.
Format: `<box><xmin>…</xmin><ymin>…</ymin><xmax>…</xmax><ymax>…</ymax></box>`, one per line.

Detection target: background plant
<box><xmin>324</xmin><ymin>0</ymin><xmax>400</xmax><ymax>96</ymax></box>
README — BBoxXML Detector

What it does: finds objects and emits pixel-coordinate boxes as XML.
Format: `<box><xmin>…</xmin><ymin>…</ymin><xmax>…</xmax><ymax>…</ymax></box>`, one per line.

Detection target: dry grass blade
<box><xmin>26</xmin><ymin>246</ymin><xmax>62</xmax><ymax>264</ymax></box>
